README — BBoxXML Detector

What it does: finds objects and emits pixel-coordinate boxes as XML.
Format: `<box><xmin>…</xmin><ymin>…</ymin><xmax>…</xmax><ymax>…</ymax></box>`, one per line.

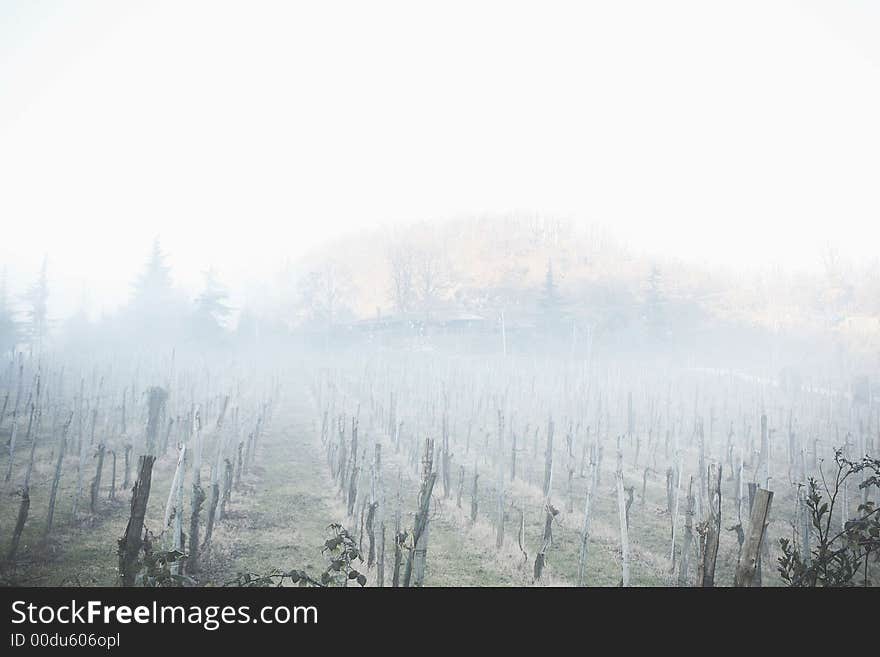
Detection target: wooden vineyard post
<box><xmin>23</xmin><ymin>403</ymin><xmax>41</xmax><ymax>493</ymax></box>
<box><xmin>161</xmin><ymin>417</ymin><xmax>175</xmax><ymax>457</ymax></box>
<box><xmin>678</xmin><ymin>476</ymin><xmax>695</xmax><ymax>586</ymax></box>
<box><xmin>45</xmin><ymin>412</ymin><xmax>74</xmax><ymax>538</ymax></box>
<box><xmin>7</xmin><ymin>485</ymin><xmax>30</xmax><ymax>561</ymax></box>
<box><xmin>668</xmin><ymin>457</ymin><xmax>681</xmax><ymax>572</ymax></box>
<box><xmin>117</xmin><ymin>455</ymin><xmax>156</xmax><ymax>586</ymax></box>
<box><xmin>365</xmin><ymin>500</ymin><xmax>377</xmax><ymax>568</ymax></box>
<box><xmin>577</xmin><ymin>443</ymin><xmax>599</xmax><ymax>586</ymax></box>
<box><xmin>366</xmin><ymin>443</ymin><xmax>379</xmax><ymax>568</ymax></box>
<box><xmin>543</xmin><ymin>416</ymin><xmax>554</xmax><ymax>498</ymax></box>
<box><xmin>699</xmin><ymin>464</ymin><xmax>722</xmax><ymax>587</ymax></box>
<box><xmin>202</xmin><ymin>479</ymin><xmax>221</xmax><ymax>551</ymax></box>
<box><xmin>735</xmin><ymin>453</ymin><xmax>744</xmax><ymax>524</ymax></box>
<box><xmin>108</xmin><ymin>449</ymin><xmax>117</xmax><ymax>501</ymax></box>
<box><xmin>123</xmin><ymin>444</ymin><xmax>132</xmax><ymax>490</ymax></box>
<box><xmin>72</xmin><ymin>405</ymin><xmax>94</xmax><ymax>518</ymax></box>
<box><xmin>641</xmin><ymin>466</ymin><xmax>652</xmax><ymax>505</ymax></box>
<box><xmin>202</xmin><ymin>400</ymin><xmax>229</xmax><ymax>552</ymax></box>
<box><xmin>734</xmin><ymin>488</ymin><xmax>773</xmax><ymax>587</ymax></box>
<box><xmin>533</xmin><ymin>502</ymin><xmax>559</xmax><ymax>582</ymax></box>
<box><xmin>373</xmin><ymin>443</ymin><xmax>384</xmax><ymax>585</ymax></box>
<box><xmin>9</xmin><ymin>378</ymin><xmax>36</xmax><ymax>554</ymax></box>
<box><xmin>164</xmin><ymin>444</ymin><xmax>187</xmax><ymax>565</ymax></box>
<box><xmin>145</xmin><ymin>386</ymin><xmax>168</xmax><ymax>456</ymax></box>
<box><xmin>616</xmin><ymin>445</ymin><xmax>630</xmax><ymax>586</ymax></box>
<box><xmin>89</xmin><ymin>443</ymin><xmax>106</xmax><ymax>514</ymax></box>
<box><xmin>759</xmin><ymin>413</ymin><xmax>770</xmax><ymax>489</ymax></box>
<box><xmin>697</xmin><ymin>421</ymin><xmax>706</xmax><ymax>523</ymax></box>
<box><xmin>4</xmin><ymin>410</ymin><xmax>19</xmax><ymax>484</ymax></box>
<box><xmin>404</xmin><ymin>438</ymin><xmax>437</xmax><ymax>587</ymax></box>
<box><xmin>187</xmin><ymin>483</ymin><xmax>206</xmax><ymax>574</ymax></box>
<box><xmin>516</xmin><ymin>504</ymin><xmax>527</xmax><ymax>563</ymax></box>
<box><xmin>7</xmin><ymin>396</ymin><xmax>36</xmax><ymax>484</ymax></box>
<box><xmin>378</xmin><ymin>522</ymin><xmax>386</xmax><ymax>587</ymax></box>
<box><xmin>347</xmin><ymin>417</ymin><xmax>359</xmax><ymax>517</ymax></box>
<box><xmin>188</xmin><ymin>408</ymin><xmax>204</xmax><ymax>574</ymax></box>
<box><xmin>235</xmin><ymin>441</ymin><xmax>244</xmax><ymax>489</ymax></box>
<box><xmin>510</xmin><ymin>429</ymin><xmax>517</xmax><ymax>482</ymax></box>
<box><xmin>173</xmin><ymin>446</ymin><xmax>186</xmax><ymax>574</ymax></box>
<box><xmin>496</xmin><ymin>409</ymin><xmax>505</xmax><ymax>549</ymax></box>
<box><xmin>746</xmin><ymin>482</ymin><xmax>763</xmax><ymax>585</ymax></box>
<box><xmin>219</xmin><ymin>458</ymin><xmax>233</xmax><ymax>520</ymax></box>
<box><xmin>470</xmin><ymin>465</ymin><xmax>479</xmax><ymax>523</ymax></box>
<box><xmin>442</xmin><ymin>412</ymin><xmax>451</xmax><ymax>499</ymax></box>
<box><xmin>392</xmin><ymin>469</ymin><xmax>403</xmax><ymax>588</ymax></box>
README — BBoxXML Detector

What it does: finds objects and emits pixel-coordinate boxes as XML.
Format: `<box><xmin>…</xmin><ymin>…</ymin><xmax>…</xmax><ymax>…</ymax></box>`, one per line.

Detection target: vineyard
<box><xmin>1</xmin><ymin>343</ymin><xmax>876</xmax><ymax>587</ymax></box>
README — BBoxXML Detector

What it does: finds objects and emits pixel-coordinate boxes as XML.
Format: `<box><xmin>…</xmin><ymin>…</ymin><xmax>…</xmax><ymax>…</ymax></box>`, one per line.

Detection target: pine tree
<box><xmin>192</xmin><ymin>267</ymin><xmax>232</xmax><ymax>341</ymax></box>
<box><xmin>539</xmin><ymin>259</ymin><xmax>564</xmax><ymax>329</ymax></box>
<box><xmin>236</xmin><ymin>307</ymin><xmax>259</xmax><ymax>343</ymax></box>
<box><xmin>131</xmin><ymin>238</ymin><xmax>174</xmax><ymax>312</ymax></box>
<box><xmin>62</xmin><ymin>287</ymin><xmax>93</xmax><ymax>349</ymax></box>
<box><xmin>26</xmin><ymin>256</ymin><xmax>49</xmax><ymax>353</ymax></box>
<box><xmin>124</xmin><ymin>237</ymin><xmax>186</xmax><ymax>342</ymax></box>
<box><xmin>0</xmin><ymin>267</ymin><xmax>18</xmax><ymax>356</ymax></box>
<box><xmin>644</xmin><ymin>265</ymin><xmax>666</xmax><ymax>339</ymax></box>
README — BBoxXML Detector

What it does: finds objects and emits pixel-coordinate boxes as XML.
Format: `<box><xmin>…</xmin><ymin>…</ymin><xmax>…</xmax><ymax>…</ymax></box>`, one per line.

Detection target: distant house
<box><xmin>834</xmin><ymin>315</ymin><xmax>880</xmax><ymax>358</ymax></box>
<box><xmin>837</xmin><ymin>315</ymin><xmax>880</xmax><ymax>336</ymax></box>
<box><xmin>349</xmin><ymin>308</ymin><xmax>488</xmax><ymax>334</ymax></box>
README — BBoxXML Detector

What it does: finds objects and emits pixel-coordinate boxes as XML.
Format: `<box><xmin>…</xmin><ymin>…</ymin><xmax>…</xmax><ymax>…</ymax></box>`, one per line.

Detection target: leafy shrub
<box><xmin>778</xmin><ymin>451</ymin><xmax>879</xmax><ymax>587</ymax></box>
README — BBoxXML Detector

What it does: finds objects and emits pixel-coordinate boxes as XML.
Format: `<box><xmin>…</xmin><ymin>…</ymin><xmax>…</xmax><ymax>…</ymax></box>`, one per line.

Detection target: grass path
<box><xmin>209</xmin><ymin>384</ymin><xmax>521</xmax><ymax>586</ymax></box>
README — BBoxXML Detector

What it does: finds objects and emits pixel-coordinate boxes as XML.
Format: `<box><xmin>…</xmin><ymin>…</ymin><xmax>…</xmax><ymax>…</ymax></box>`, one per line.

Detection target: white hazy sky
<box><xmin>1</xmin><ymin>1</ymin><xmax>879</xmax><ymax>317</ymax></box>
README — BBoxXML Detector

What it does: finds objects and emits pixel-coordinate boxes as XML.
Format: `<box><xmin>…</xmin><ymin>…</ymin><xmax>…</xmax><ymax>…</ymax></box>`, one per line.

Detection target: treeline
<box><xmin>0</xmin><ymin>239</ymin><xmax>261</xmax><ymax>356</ymax></box>
<box><xmin>290</xmin><ymin>216</ymin><xmax>880</xmax><ymax>363</ymax></box>
<box><xmin>0</xmin><ymin>229</ymin><xmax>709</xmax><ymax>360</ymax></box>
<box><xmin>3</xmin><ymin>216</ymin><xmax>879</xmax><ymax>372</ymax></box>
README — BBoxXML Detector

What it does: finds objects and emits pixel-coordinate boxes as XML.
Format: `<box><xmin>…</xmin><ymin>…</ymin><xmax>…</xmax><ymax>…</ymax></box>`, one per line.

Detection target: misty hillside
<box><xmin>2</xmin><ymin>215</ymin><xmax>878</xmax><ymax>380</ymax></box>
<box><xmin>286</xmin><ymin>216</ymin><xmax>880</xmax><ymax>365</ymax></box>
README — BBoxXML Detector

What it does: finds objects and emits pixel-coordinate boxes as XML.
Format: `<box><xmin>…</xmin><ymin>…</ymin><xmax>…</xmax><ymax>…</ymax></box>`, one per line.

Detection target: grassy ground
<box><xmin>0</xmin><ymin>392</ymin><xmax>350</xmax><ymax>585</ymax></box>
<box><xmin>1</xmin><ymin>378</ymin><xmax>790</xmax><ymax>587</ymax></box>
<box><xmin>0</xmin><ymin>385</ymin><xmax>522</xmax><ymax>586</ymax></box>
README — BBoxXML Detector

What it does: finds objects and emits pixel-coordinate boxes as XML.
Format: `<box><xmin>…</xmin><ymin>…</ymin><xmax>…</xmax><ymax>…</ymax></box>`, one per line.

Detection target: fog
<box><xmin>3</xmin><ymin>1</ymin><xmax>880</xmax><ymax>320</ymax></box>
<box><xmin>0</xmin><ymin>2</ymin><xmax>878</xmax><ymax>589</ymax></box>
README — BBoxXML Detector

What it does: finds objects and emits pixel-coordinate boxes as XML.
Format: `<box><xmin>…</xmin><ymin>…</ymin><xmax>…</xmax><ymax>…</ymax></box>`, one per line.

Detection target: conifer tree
<box><xmin>0</xmin><ymin>267</ymin><xmax>18</xmax><ymax>356</ymax></box>
<box><xmin>26</xmin><ymin>256</ymin><xmax>49</xmax><ymax>353</ymax></box>
<box><xmin>192</xmin><ymin>267</ymin><xmax>232</xmax><ymax>342</ymax></box>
